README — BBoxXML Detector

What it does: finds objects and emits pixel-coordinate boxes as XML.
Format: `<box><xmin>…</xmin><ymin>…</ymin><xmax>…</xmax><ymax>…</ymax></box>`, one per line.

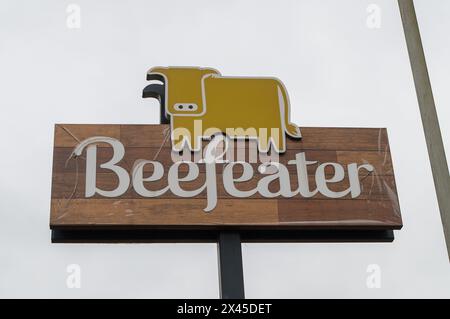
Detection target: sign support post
<box><xmin>217</xmin><ymin>231</ymin><xmax>245</xmax><ymax>299</ymax></box>
<box><xmin>398</xmin><ymin>0</ymin><xmax>450</xmax><ymax>260</ymax></box>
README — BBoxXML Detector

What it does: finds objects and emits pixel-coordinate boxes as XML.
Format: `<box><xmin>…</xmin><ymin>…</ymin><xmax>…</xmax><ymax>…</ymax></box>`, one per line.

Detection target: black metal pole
<box><xmin>217</xmin><ymin>231</ymin><xmax>245</xmax><ymax>299</ymax></box>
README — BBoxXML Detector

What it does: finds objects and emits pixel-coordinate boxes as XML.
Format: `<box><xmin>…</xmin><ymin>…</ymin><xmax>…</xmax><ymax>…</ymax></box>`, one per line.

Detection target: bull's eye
<box><xmin>175</xmin><ymin>103</ymin><xmax>197</xmax><ymax>111</ymax></box>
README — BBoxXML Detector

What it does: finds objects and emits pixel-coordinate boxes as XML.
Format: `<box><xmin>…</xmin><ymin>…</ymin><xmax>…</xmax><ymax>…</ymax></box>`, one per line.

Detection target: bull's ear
<box><xmin>146</xmin><ymin>68</ymin><xmax>167</xmax><ymax>81</ymax></box>
<box><xmin>201</xmin><ymin>67</ymin><xmax>221</xmax><ymax>77</ymax></box>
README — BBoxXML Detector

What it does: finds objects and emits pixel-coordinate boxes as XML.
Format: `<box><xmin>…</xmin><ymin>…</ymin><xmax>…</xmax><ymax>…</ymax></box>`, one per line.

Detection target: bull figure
<box><xmin>143</xmin><ymin>66</ymin><xmax>301</xmax><ymax>153</ymax></box>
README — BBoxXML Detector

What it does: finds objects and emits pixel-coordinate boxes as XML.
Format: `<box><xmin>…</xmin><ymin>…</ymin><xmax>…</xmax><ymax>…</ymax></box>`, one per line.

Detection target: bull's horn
<box><xmin>142</xmin><ymin>83</ymin><xmax>164</xmax><ymax>99</ymax></box>
<box><xmin>142</xmin><ymin>82</ymin><xmax>169</xmax><ymax>124</ymax></box>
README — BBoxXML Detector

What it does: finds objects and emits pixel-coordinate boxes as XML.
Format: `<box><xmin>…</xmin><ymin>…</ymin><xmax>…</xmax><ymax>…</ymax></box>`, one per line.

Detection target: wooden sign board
<box><xmin>50</xmin><ymin>124</ymin><xmax>402</xmax><ymax>242</ymax></box>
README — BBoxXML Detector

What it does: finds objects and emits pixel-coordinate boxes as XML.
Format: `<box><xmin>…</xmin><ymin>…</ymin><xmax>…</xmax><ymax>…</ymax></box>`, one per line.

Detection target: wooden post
<box><xmin>398</xmin><ymin>0</ymin><xmax>450</xmax><ymax>260</ymax></box>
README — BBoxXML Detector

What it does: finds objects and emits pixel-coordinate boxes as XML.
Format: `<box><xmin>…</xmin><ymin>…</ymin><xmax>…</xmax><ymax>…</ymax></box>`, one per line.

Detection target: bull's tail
<box><xmin>277</xmin><ymin>83</ymin><xmax>302</xmax><ymax>139</ymax></box>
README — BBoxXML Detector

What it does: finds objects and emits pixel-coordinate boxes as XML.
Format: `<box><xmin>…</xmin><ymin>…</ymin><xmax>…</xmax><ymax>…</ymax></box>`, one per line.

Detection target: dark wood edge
<box><xmin>51</xmin><ymin>229</ymin><xmax>395</xmax><ymax>243</ymax></box>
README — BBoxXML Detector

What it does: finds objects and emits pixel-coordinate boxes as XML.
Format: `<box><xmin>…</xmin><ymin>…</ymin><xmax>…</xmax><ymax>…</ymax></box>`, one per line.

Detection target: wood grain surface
<box><xmin>50</xmin><ymin>124</ymin><xmax>402</xmax><ymax>230</ymax></box>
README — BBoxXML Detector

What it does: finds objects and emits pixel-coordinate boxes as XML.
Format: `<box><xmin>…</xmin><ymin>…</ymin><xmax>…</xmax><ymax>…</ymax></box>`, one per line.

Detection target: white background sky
<box><xmin>0</xmin><ymin>0</ymin><xmax>449</xmax><ymax>298</ymax></box>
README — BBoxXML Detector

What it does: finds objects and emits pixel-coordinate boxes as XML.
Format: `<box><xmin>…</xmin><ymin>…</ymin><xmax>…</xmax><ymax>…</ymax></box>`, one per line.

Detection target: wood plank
<box><xmin>119</xmin><ymin>125</ymin><xmax>389</xmax><ymax>151</ymax></box>
<box><xmin>293</xmin><ymin>127</ymin><xmax>389</xmax><ymax>151</ymax></box>
<box><xmin>50</xmin><ymin>198</ymin><xmax>278</xmax><ymax>227</ymax></box>
<box><xmin>51</xmin><ymin>147</ymin><xmax>393</xmax><ymax>176</ymax></box>
<box><xmin>337</xmin><ymin>151</ymin><xmax>393</xmax><ymax>175</ymax></box>
<box><xmin>278</xmin><ymin>199</ymin><xmax>402</xmax><ymax>229</ymax></box>
<box><xmin>50</xmin><ymin>197</ymin><xmax>402</xmax><ymax>230</ymax></box>
<box><xmin>54</xmin><ymin>124</ymin><xmax>121</xmax><ymax>147</ymax></box>
<box><xmin>120</xmin><ymin>124</ymin><xmax>172</xmax><ymax>148</ymax></box>
<box><xmin>51</xmin><ymin>172</ymin><xmax>397</xmax><ymax>201</ymax></box>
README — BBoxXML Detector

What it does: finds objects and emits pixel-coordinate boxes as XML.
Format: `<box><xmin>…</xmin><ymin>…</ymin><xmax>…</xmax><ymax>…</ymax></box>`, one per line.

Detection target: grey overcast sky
<box><xmin>0</xmin><ymin>0</ymin><xmax>449</xmax><ymax>298</ymax></box>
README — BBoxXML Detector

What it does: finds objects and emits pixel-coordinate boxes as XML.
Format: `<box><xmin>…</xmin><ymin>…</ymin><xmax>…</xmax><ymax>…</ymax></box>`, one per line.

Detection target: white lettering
<box><xmin>258</xmin><ymin>162</ymin><xmax>295</xmax><ymax>198</ymax></box>
<box><xmin>348</xmin><ymin>163</ymin><xmax>374</xmax><ymax>198</ymax></box>
<box><xmin>74</xmin><ymin>137</ymin><xmax>130</xmax><ymax>197</ymax></box>
<box><xmin>315</xmin><ymin>162</ymin><xmax>350</xmax><ymax>198</ymax></box>
<box><xmin>73</xmin><ymin>137</ymin><xmax>374</xmax><ymax>212</ymax></box>
<box><xmin>132</xmin><ymin>160</ymin><xmax>168</xmax><ymax>197</ymax></box>
<box><xmin>288</xmin><ymin>153</ymin><xmax>318</xmax><ymax>198</ymax></box>
<box><xmin>223</xmin><ymin>162</ymin><xmax>257</xmax><ymax>197</ymax></box>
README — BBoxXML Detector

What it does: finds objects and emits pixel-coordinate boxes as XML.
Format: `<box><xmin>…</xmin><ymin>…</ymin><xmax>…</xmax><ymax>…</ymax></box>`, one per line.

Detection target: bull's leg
<box><xmin>172</xmin><ymin>130</ymin><xmax>187</xmax><ymax>151</ymax></box>
<box><xmin>275</xmin><ymin>129</ymin><xmax>285</xmax><ymax>153</ymax></box>
<box><xmin>189</xmin><ymin>133</ymin><xmax>200</xmax><ymax>151</ymax></box>
<box><xmin>257</xmin><ymin>136</ymin><xmax>270</xmax><ymax>153</ymax></box>
<box><xmin>263</xmin><ymin>128</ymin><xmax>284</xmax><ymax>153</ymax></box>
<box><xmin>171</xmin><ymin>123</ymin><xmax>191</xmax><ymax>152</ymax></box>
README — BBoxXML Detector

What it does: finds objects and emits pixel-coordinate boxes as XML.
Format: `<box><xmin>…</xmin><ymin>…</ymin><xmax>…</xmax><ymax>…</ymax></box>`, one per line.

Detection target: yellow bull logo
<box><xmin>145</xmin><ymin>66</ymin><xmax>301</xmax><ymax>153</ymax></box>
